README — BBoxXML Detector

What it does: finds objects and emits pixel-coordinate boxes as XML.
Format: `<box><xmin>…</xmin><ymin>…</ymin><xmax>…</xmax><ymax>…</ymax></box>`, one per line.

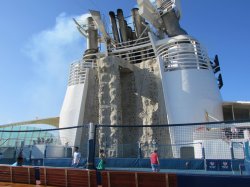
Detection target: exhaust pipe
<box><xmin>109</xmin><ymin>11</ymin><xmax>120</xmax><ymax>43</ymax></box>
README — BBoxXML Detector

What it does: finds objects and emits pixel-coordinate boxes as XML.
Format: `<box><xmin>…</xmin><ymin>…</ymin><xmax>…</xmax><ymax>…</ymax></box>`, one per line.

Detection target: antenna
<box><xmin>73</xmin><ymin>18</ymin><xmax>88</xmax><ymax>38</ymax></box>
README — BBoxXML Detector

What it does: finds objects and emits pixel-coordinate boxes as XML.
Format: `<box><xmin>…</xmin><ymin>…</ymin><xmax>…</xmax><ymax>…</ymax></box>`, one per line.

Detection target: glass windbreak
<box><xmin>1</xmin><ymin>127</ymin><xmax>12</xmax><ymax>146</ymax></box>
<box><xmin>0</xmin><ymin>125</ymin><xmax>58</xmax><ymax>147</ymax></box>
<box><xmin>9</xmin><ymin>126</ymin><xmax>21</xmax><ymax>146</ymax></box>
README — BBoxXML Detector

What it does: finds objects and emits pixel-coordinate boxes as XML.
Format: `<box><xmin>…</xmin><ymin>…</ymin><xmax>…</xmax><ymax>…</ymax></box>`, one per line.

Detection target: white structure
<box><xmin>139</xmin><ymin>0</ymin><xmax>224</xmax><ymax>157</ymax></box>
<box><xmin>59</xmin><ymin>60</ymin><xmax>92</xmax><ymax>146</ymax></box>
<box><xmin>59</xmin><ymin>15</ymin><xmax>99</xmax><ymax>147</ymax></box>
<box><xmin>58</xmin><ymin>0</ymin><xmax>226</xmax><ymax>158</ymax></box>
<box><xmin>151</xmin><ymin>35</ymin><xmax>224</xmax><ymax>157</ymax></box>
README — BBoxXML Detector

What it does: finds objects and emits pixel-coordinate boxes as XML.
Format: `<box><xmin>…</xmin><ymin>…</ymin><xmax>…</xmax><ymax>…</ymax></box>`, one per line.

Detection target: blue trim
<box><xmin>177</xmin><ymin>174</ymin><xmax>250</xmax><ymax>187</ymax></box>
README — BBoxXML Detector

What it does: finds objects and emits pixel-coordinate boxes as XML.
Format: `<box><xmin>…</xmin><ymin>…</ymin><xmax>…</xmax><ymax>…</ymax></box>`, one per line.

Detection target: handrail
<box><xmin>108</xmin><ymin>38</ymin><xmax>155</xmax><ymax>64</ymax></box>
<box><xmin>108</xmin><ymin>36</ymin><xmax>151</xmax><ymax>51</ymax></box>
<box><xmin>0</xmin><ymin>136</ymin><xmax>70</xmax><ymax>147</ymax></box>
<box><xmin>158</xmin><ymin>0</ymin><xmax>174</xmax><ymax>12</ymax></box>
<box><xmin>68</xmin><ymin>59</ymin><xmax>97</xmax><ymax>86</ymax></box>
<box><xmin>156</xmin><ymin>37</ymin><xmax>211</xmax><ymax>71</ymax></box>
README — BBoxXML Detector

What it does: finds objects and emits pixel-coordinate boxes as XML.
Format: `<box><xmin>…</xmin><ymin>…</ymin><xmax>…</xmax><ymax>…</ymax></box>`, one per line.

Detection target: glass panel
<box><xmin>2</xmin><ymin>127</ymin><xmax>12</xmax><ymax>146</ymax></box>
<box><xmin>0</xmin><ymin>127</ymin><xmax>3</xmax><ymax>139</ymax></box>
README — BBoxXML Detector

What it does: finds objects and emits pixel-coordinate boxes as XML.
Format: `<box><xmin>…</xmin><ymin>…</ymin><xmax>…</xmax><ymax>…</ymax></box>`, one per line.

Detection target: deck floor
<box><xmin>0</xmin><ymin>182</ymin><xmax>102</xmax><ymax>187</ymax></box>
<box><xmin>0</xmin><ymin>182</ymin><xmax>50</xmax><ymax>187</ymax></box>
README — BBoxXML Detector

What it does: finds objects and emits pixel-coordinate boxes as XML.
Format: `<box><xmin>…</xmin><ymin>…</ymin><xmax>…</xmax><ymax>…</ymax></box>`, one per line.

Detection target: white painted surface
<box><xmin>59</xmin><ymin>69</ymin><xmax>89</xmax><ymax>146</ymax></box>
<box><xmin>194</xmin><ymin>139</ymin><xmax>245</xmax><ymax>159</ymax></box>
<box><xmin>244</xmin><ymin>129</ymin><xmax>250</xmax><ymax>140</ymax></box>
<box><xmin>156</xmin><ymin>35</ymin><xmax>223</xmax><ymax>157</ymax></box>
<box><xmin>164</xmin><ymin>69</ymin><xmax>223</xmax><ymax>124</ymax></box>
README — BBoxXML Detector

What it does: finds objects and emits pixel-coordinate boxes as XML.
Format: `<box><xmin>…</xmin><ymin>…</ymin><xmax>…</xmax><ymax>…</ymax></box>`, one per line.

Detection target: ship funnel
<box><xmin>117</xmin><ymin>9</ymin><xmax>128</xmax><ymax>42</ymax></box>
<box><xmin>84</xmin><ymin>17</ymin><xmax>98</xmax><ymax>59</ymax></box>
<box><xmin>127</xmin><ymin>25</ymin><xmax>133</xmax><ymax>41</ymax></box>
<box><xmin>161</xmin><ymin>10</ymin><xmax>187</xmax><ymax>37</ymax></box>
<box><xmin>155</xmin><ymin>0</ymin><xmax>187</xmax><ymax>37</ymax></box>
<box><xmin>131</xmin><ymin>8</ymin><xmax>147</xmax><ymax>39</ymax></box>
<box><xmin>137</xmin><ymin>0</ymin><xmax>186</xmax><ymax>37</ymax></box>
<box><xmin>109</xmin><ymin>11</ymin><xmax>120</xmax><ymax>43</ymax></box>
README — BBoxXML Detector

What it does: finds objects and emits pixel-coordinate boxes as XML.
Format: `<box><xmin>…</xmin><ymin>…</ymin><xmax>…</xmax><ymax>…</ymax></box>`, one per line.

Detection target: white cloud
<box><xmin>24</xmin><ymin>13</ymin><xmax>90</xmax><ymax>81</ymax></box>
<box><xmin>22</xmin><ymin>13</ymin><xmax>90</xmax><ymax>119</ymax></box>
<box><xmin>75</xmin><ymin>13</ymin><xmax>91</xmax><ymax>25</ymax></box>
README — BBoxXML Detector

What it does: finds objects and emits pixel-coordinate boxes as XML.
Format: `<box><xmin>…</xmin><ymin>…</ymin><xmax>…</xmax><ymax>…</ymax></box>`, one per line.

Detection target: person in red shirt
<box><xmin>150</xmin><ymin>150</ymin><xmax>160</xmax><ymax>172</ymax></box>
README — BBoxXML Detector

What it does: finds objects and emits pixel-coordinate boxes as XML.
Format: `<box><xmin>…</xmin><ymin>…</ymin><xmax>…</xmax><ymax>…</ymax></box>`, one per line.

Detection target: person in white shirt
<box><xmin>72</xmin><ymin>146</ymin><xmax>81</xmax><ymax>168</ymax></box>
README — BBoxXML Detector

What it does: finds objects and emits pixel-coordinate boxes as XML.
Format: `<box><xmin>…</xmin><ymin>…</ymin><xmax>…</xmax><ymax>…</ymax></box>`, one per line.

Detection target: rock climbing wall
<box><xmin>122</xmin><ymin>58</ymin><xmax>171</xmax><ymax>157</ymax></box>
<box><xmin>79</xmin><ymin>56</ymin><xmax>172</xmax><ymax>158</ymax></box>
<box><xmin>97</xmin><ymin>56</ymin><xmax>122</xmax><ymax>157</ymax></box>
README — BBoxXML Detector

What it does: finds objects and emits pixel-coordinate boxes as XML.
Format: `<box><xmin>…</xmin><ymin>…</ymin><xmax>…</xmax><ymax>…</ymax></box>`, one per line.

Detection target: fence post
<box><xmin>138</xmin><ymin>142</ymin><xmax>142</xmax><ymax>158</ymax></box>
<box><xmin>230</xmin><ymin>142</ymin><xmax>235</xmax><ymax>160</ymax></box>
<box><xmin>86</xmin><ymin>122</ymin><xmax>96</xmax><ymax>169</ymax></box>
<box><xmin>201</xmin><ymin>143</ymin><xmax>205</xmax><ymax>159</ymax></box>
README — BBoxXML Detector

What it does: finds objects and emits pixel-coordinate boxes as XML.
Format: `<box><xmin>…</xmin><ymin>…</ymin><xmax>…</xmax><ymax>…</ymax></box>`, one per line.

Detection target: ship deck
<box><xmin>0</xmin><ymin>182</ymin><xmax>103</xmax><ymax>187</ymax></box>
<box><xmin>0</xmin><ymin>182</ymin><xmax>47</xmax><ymax>187</ymax></box>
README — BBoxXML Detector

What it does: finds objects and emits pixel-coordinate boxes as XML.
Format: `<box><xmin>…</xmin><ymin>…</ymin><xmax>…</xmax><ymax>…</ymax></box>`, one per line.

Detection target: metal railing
<box><xmin>156</xmin><ymin>38</ymin><xmax>210</xmax><ymax>71</ymax></box>
<box><xmin>157</xmin><ymin>0</ymin><xmax>176</xmax><ymax>14</ymax></box>
<box><xmin>108</xmin><ymin>36</ymin><xmax>156</xmax><ymax>63</ymax></box>
<box><xmin>108</xmin><ymin>36</ymin><xmax>151</xmax><ymax>51</ymax></box>
<box><xmin>94</xmin><ymin>120</ymin><xmax>250</xmax><ymax>159</ymax></box>
<box><xmin>68</xmin><ymin>59</ymin><xmax>97</xmax><ymax>86</ymax></box>
<box><xmin>0</xmin><ymin>136</ymin><xmax>66</xmax><ymax>147</ymax></box>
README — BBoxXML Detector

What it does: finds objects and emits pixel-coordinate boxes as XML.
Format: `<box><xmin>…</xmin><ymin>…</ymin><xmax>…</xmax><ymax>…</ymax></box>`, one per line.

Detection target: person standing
<box><xmin>72</xmin><ymin>146</ymin><xmax>81</xmax><ymax>168</ymax></box>
<box><xmin>150</xmin><ymin>150</ymin><xmax>160</xmax><ymax>172</ymax></box>
<box><xmin>97</xmin><ymin>149</ymin><xmax>106</xmax><ymax>170</ymax></box>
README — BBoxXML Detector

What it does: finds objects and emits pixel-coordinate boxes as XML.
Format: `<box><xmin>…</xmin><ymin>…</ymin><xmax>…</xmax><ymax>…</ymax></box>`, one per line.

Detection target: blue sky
<box><xmin>0</xmin><ymin>0</ymin><xmax>250</xmax><ymax>124</ymax></box>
